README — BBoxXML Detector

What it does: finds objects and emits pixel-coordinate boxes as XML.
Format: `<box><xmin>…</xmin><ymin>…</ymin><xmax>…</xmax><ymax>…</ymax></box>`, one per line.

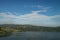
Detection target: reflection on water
<box><xmin>0</xmin><ymin>32</ymin><xmax>60</xmax><ymax>40</ymax></box>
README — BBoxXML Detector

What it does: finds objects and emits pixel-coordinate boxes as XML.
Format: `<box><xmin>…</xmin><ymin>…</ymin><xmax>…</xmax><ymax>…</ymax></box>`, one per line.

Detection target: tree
<box><xmin>0</xmin><ymin>27</ymin><xmax>2</xmax><ymax>31</ymax></box>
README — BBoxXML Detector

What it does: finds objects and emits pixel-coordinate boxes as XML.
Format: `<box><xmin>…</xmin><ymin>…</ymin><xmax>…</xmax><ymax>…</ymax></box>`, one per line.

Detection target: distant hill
<box><xmin>0</xmin><ymin>24</ymin><xmax>60</xmax><ymax>32</ymax></box>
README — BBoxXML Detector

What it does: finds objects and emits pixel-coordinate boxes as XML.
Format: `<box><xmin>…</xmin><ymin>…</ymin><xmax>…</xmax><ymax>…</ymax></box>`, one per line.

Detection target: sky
<box><xmin>0</xmin><ymin>0</ymin><xmax>60</xmax><ymax>27</ymax></box>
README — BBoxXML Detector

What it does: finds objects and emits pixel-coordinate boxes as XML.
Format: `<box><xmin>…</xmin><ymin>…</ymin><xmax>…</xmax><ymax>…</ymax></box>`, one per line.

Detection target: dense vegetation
<box><xmin>0</xmin><ymin>27</ymin><xmax>12</xmax><ymax>37</ymax></box>
<box><xmin>0</xmin><ymin>24</ymin><xmax>60</xmax><ymax>32</ymax></box>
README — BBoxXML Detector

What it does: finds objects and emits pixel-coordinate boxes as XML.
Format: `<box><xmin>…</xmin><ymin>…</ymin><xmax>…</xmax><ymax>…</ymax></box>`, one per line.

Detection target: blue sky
<box><xmin>0</xmin><ymin>0</ymin><xmax>60</xmax><ymax>27</ymax></box>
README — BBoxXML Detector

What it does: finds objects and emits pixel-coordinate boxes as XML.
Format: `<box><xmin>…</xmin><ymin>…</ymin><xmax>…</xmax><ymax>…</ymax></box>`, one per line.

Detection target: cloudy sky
<box><xmin>0</xmin><ymin>0</ymin><xmax>60</xmax><ymax>27</ymax></box>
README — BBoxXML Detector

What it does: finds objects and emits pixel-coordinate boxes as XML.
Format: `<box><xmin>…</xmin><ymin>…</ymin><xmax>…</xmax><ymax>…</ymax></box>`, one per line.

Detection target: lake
<box><xmin>0</xmin><ymin>32</ymin><xmax>60</xmax><ymax>40</ymax></box>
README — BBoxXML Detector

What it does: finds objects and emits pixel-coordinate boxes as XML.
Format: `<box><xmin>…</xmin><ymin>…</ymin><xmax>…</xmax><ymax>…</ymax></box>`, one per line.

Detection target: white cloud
<box><xmin>31</xmin><ymin>5</ymin><xmax>42</xmax><ymax>8</ymax></box>
<box><xmin>41</xmin><ymin>6</ymin><xmax>52</xmax><ymax>10</ymax></box>
<box><xmin>0</xmin><ymin>10</ymin><xmax>60</xmax><ymax>27</ymax></box>
<box><xmin>24</xmin><ymin>5</ymin><xmax>51</xmax><ymax>10</ymax></box>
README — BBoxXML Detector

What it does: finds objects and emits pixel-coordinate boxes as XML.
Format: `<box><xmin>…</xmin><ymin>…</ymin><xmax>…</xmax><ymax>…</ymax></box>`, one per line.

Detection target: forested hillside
<box><xmin>0</xmin><ymin>24</ymin><xmax>60</xmax><ymax>32</ymax></box>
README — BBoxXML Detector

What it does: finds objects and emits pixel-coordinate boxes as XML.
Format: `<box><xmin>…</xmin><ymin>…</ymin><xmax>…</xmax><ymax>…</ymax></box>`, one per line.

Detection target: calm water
<box><xmin>0</xmin><ymin>32</ymin><xmax>60</xmax><ymax>40</ymax></box>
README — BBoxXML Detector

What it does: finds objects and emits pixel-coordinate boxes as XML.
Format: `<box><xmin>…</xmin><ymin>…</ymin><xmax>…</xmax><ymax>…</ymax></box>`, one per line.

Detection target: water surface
<box><xmin>0</xmin><ymin>32</ymin><xmax>60</xmax><ymax>40</ymax></box>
